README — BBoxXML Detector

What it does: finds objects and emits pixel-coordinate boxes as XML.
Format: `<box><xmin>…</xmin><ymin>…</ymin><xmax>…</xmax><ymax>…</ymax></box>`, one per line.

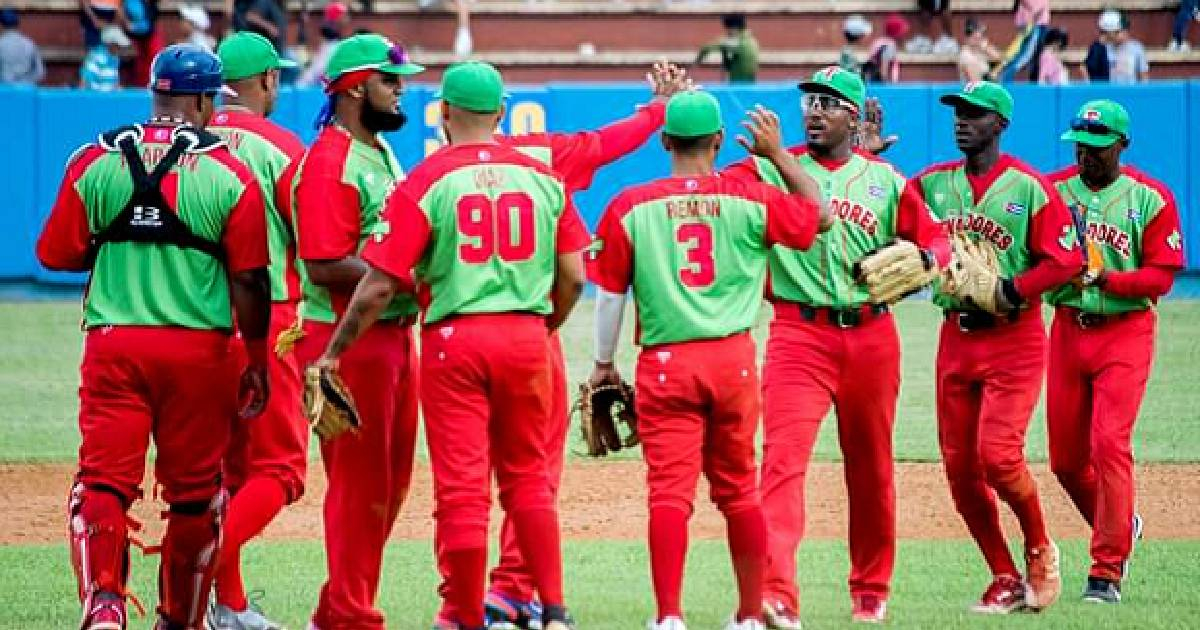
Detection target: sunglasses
<box><xmin>802</xmin><ymin>93</ymin><xmax>857</xmax><ymax>114</ymax></box>
<box><xmin>1069</xmin><ymin>117</ymin><xmax>1122</xmax><ymax>137</ymax></box>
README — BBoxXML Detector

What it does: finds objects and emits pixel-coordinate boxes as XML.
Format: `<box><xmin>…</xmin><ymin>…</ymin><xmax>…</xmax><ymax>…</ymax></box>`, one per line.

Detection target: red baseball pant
<box><xmin>937</xmin><ymin>309</ymin><xmax>1050</xmax><ymax>579</ymax></box>
<box><xmin>72</xmin><ymin>326</ymin><xmax>236</xmax><ymax>626</ymax></box>
<box><xmin>216</xmin><ymin>301</ymin><xmax>309</xmax><ymax>611</ymax></box>
<box><xmin>760</xmin><ymin>311</ymin><xmax>899</xmax><ymax>611</ymax></box>
<box><xmin>295</xmin><ymin>319</ymin><xmax>419</xmax><ymax>630</ymax></box>
<box><xmin>423</xmin><ymin>314</ymin><xmax>563</xmax><ymax>629</ymax></box>
<box><xmin>488</xmin><ymin>332</ymin><xmax>570</xmax><ymax>602</ymax></box>
<box><xmin>1048</xmin><ymin>308</ymin><xmax>1155</xmax><ymax>582</ymax></box>
<box><xmin>637</xmin><ymin>332</ymin><xmax>766</xmax><ymax>623</ymax></box>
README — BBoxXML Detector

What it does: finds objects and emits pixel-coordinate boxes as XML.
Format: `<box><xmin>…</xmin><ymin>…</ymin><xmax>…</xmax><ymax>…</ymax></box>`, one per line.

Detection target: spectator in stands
<box><xmin>79</xmin><ymin>0</ymin><xmax>127</xmax><ymax>50</ymax></box>
<box><xmin>695</xmin><ymin>13</ymin><xmax>759</xmax><ymax>83</ymax></box>
<box><xmin>1032</xmin><ymin>26</ymin><xmax>1069</xmax><ymax>85</ymax></box>
<box><xmin>1082</xmin><ymin>12</ymin><xmax>1114</xmax><ymax>82</ymax></box>
<box><xmin>298</xmin><ymin>1</ymin><xmax>350</xmax><ymax>86</ymax></box>
<box><xmin>1170</xmin><ymin>0</ymin><xmax>1196</xmax><ymax>51</ymax></box>
<box><xmin>957</xmin><ymin>17</ymin><xmax>1000</xmax><ymax>82</ymax></box>
<box><xmin>840</xmin><ymin>14</ymin><xmax>871</xmax><ymax>76</ymax></box>
<box><xmin>453</xmin><ymin>0</ymin><xmax>472</xmax><ymax>58</ymax></box>
<box><xmin>863</xmin><ymin>13</ymin><xmax>907</xmax><ymax>83</ymax></box>
<box><xmin>0</xmin><ymin>8</ymin><xmax>45</xmax><ymax>85</ymax></box>
<box><xmin>81</xmin><ymin>24</ymin><xmax>127</xmax><ymax>90</ymax></box>
<box><xmin>128</xmin><ymin>0</ymin><xmax>161</xmax><ymax>92</ymax></box>
<box><xmin>997</xmin><ymin>0</ymin><xmax>1050</xmax><ymax>82</ymax></box>
<box><xmin>179</xmin><ymin>4</ymin><xmax>215</xmax><ymax>51</ymax></box>
<box><xmin>1105</xmin><ymin>10</ymin><xmax>1149</xmax><ymax>83</ymax></box>
<box><xmin>225</xmin><ymin>0</ymin><xmax>288</xmax><ymax>55</ymax></box>
<box><xmin>908</xmin><ymin>0</ymin><xmax>957</xmax><ymax>55</ymax></box>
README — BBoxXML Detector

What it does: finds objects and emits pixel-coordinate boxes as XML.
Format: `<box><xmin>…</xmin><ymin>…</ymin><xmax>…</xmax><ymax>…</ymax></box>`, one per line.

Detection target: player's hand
<box><xmin>858</xmin><ymin>97</ymin><xmax>899</xmax><ymax>155</ymax></box>
<box><xmin>238</xmin><ymin>363</ymin><xmax>269</xmax><ymax>420</ymax></box>
<box><xmin>589</xmin><ymin>361</ymin><xmax>622</xmax><ymax>389</ymax></box>
<box><xmin>647</xmin><ymin>60</ymin><xmax>693</xmax><ymax>101</ymax></box>
<box><xmin>737</xmin><ymin>105</ymin><xmax>786</xmax><ymax>159</ymax></box>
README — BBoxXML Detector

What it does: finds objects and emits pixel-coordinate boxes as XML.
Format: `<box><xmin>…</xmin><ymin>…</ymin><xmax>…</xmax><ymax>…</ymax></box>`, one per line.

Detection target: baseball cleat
<box><xmin>206</xmin><ymin>591</ymin><xmax>284</xmax><ymax>630</ymax></box>
<box><xmin>1024</xmin><ymin>541</ymin><xmax>1062</xmax><ymax>611</ymax></box>
<box><xmin>1122</xmin><ymin>513</ymin><xmax>1144</xmax><ymax>578</ymax></box>
<box><xmin>647</xmin><ymin>616</ymin><xmax>688</xmax><ymax>630</ymax></box>
<box><xmin>485</xmin><ymin>592</ymin><xmax>543</xmax><ymax>630</ymax></box>
<box><xmin>540</xmin><ymin>604</ymin><xmax>575</xmax><ymax>630</ymax></box>
<box><xmin>970</xmin><ymin>574</ymin><xmax>1026</xmax><ymax>614</ymax></box>
<box><xmin>850</xmin><ymin>594</ymin><xmax>887</xmax><ymax>623</ymax></box>
<box><xmin>724</xmin><ymin>616</ymin><xmax>766</xmax><ymax>630</ymax></box>
<box><xmin>1082</xmin><ymin>577</ymin><xmax>1121</xmax><ymax>604</ymax></box>
<box><xmin>82</xmin><ymin>592</ymin><xmax>126</xmax><ymax>630</ymax></box>
<box><xmin>761</xmin><ymin>599</ymin><xmax>802</xmax><ymax>630</ymax></box>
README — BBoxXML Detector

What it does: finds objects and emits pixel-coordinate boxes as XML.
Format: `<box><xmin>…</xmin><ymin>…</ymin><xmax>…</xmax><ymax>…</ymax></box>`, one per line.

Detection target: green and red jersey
<box><xmin>913</xmin><ymin>153</ymin><xmax>1081</xmax><ymax>310</ymax></box>
<box><xmin>588</xmin><ymin>174</ymin><xmax>820</xmax><ymax>346</ymax></box>
<box><xmin>723</xmin><ymin>146</ymin><xmax>949</xmax><ymax>308</ymax></box>
<box><xmin>501</xmin><ymin>100</ymin><xmax>665</xmax><ymax>192</ymax></box>
<box><xmin>1046</xmin><ymin>165</ymin><xmax>1184</xmax><ymax>313</ymax></box>
<box><xmin>363</xmin><ymin>142</ymin><xmax>590</xmax><ymax>325</ymax></box>
<box><xmin>208</xmin><ymin>108</ymin><xmax>305</xmax><ymax>303</ymax></box>
<box><xmin>292</xmin><ymin>125</ymin><xmax>417</xmax><ymax>323</ymax></box>
<box><xmin>37</xmin><ymin>123</ymin><xmax>267</xmax><ymax>330</ymax></box>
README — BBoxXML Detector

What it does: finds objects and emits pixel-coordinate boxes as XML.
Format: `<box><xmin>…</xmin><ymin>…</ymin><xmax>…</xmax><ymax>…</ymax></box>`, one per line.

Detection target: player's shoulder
<box><xmin>1047</xmin><ymin>164</ymin><xmax>1080</xmax><ymax>185</ymax></box>
<box><xmin>606</xmin><ymin>178</ymin><xmax>682</xmax><ymax>216</ymax></box>
<box><xmin>304</xmin><ymin>126</ymin><xmax>353</xmax><ymax>165</ymax></box>
<box><xmin>912</xmin><ymin>157</ymin><xmax>962</xmax><ymax>181</ymax></box>
<box><xmin>999</xmin><ymin>154</ymin><xmax>1058</xmax><ymax>194</ymax></box>
<box><xmin>213</xmin><ymin>110</ymin><xmax>306</xmax><ymax>158</ymax></box>
<box><xmin>1121</xmin><ymin>165</ymin><xmax>1175</xmax><ymax>205</ymax></box>
<box><xmin>63</xmin><ymin>142</ymin><xmax>107</xmax><ymax>176</ymax></box>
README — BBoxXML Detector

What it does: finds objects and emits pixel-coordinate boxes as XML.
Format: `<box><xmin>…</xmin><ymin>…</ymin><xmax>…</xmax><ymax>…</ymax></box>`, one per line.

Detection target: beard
<box><xmin>361</xmin><ymin>101</ymin><xmax>408</xmax><ymax>133</ymax></box>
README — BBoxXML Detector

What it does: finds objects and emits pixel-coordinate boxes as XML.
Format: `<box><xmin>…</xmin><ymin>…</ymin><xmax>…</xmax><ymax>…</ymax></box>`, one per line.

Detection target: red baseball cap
<box><xmin>324</xmin><ymin>1</ymin><xmax>348</xmax><ymax>23</ymax></box>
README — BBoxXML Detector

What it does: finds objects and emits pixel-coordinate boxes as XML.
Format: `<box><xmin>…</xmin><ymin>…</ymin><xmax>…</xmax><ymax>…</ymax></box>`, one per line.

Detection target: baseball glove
<box><xmin>303</xmin><ymin>364</ymin><xmax>361</xmax><ymax>441</ymax></box>
<box><xmin>853</xmin><ymin>239</ymin><xmax>937</xmax><ymax>304</ymax></box>
<box><xmin>944</xmin><ymin>231</ymin><xmax>1003</xmax><ymax>314</ymax></box>
<box><xmin>574</xmin><ymin>380</ymin><xmax>639</xmax><ymax>457</ymax></box>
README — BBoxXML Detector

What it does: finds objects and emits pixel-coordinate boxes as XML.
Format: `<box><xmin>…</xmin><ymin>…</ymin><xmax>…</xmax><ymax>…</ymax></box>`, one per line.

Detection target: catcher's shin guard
<box><xmin>157</xmin><ymin>489</ymin><xmax>227</xmax><ymax>629</ymax></box>
<box><xmin>68</xmin><ymin>481</ymin><xmax>133</xmax><ymax>629</ymax></box>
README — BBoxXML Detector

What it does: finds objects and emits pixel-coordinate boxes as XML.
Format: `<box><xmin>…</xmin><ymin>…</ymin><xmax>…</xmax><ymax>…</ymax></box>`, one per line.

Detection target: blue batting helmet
<box><xmin>150</xmin><ymin>44</ymin><xmax>233</xmax><ymax>96</ymax></box>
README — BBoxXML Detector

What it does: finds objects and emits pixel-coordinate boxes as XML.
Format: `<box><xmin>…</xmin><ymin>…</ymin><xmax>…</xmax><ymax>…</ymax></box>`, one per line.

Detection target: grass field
<box><xmin>3</xmin><ymin>299</ymin><xmax>1198</xmax><ymax>464</ymax></box>
<box><xmin>2</xmin><ymin>299</ymin><xmax>1199</xmax><ymax>629</ymax></box>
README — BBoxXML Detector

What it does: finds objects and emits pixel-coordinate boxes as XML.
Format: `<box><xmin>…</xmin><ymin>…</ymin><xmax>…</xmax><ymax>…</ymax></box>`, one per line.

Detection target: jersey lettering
<box><xmin>828</xmin><ymin>196</ymin><xmax>879</xmax><ymax>235</ymax></box>
<box><xmin>676</xmin><ymin>222</ymin><xmax>715</xmax><ymax>288</ymax></box>
<box><xmin>456</xmin><ymin>191</ymin><xmax>537</xmax><ymax>263</ymax></box>
<box><xmin>1086</xmin><ymin>222</ymin><xmax>1133</xmax><ymax>257</ymax></box>
<box><xmin>943</xmin><ymin>213</ymin><xmax>1015</xmax><ymax>250</ymax></box>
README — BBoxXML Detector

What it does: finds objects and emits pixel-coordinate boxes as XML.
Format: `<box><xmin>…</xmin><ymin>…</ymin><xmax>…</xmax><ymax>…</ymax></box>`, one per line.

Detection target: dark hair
<box><xmin>0</xmin><ymin>8</ymin><xmax>18</xmax><ymax>28</ymax></box>
<box><xmin>845</xmin><ymin>31</ymin><xmax>865</xmax><ymax>44</ymax></box>
<box><xmin>1043</xmin><ymin>27</ymin><xmax>1069</xmax><ymax>48</ymax></box>
<box><xmin>964</xmin><ymin>17</ymin><xmax>983</xmax><ymax>36</ymax></box>
<box><xmin>1028</xmin><ymin>26</ymin><xmax>1069</xmax><ymax>80</ymax></box>
<box><xmin>664</xmin><ymin>133</ymin><xmax>719</xmax><ymax>154</ymax></box>
<box><xmin>721</xmin><ymin>13</ymin><xmax>746</xmax><ymax>30</ymax></box>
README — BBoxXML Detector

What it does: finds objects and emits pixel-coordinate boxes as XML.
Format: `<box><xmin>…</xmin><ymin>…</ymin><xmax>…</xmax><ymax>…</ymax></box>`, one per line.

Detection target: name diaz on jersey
<box><xmin>943</xmin><ymin>212</ymin><xmax>1015</xmax><ymax>250</ymax></box>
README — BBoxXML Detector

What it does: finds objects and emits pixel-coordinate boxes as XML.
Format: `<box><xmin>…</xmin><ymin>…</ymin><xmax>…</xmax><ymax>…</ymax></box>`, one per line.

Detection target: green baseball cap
<box><xmin>436</xmin><ymin>61</ymin><xmax>507</xmax><ymax>114</ymax></box>
<box><xmin>1060</xmin><ymin>99</ymin><xmax>1130</xmax><ymax>148</ymax></box>
<box><xmin>217</xmin><ymin>32</ymin><xmax>297</xmax><ymax>81</ymax></box>
<box><xmin>939</xmin><ymin>81</ymin><xmax>1014</xmax><ymax>120</ymax></box>
<box><xmin>799</xmin><ymin>66</ymin><xmax>866</xmax><ymax>111</ymax></box>
<box><xmin>663</xmin><ymin>90</ymin><xmax>722</xmax><ymax>137</ymax></box>
<box><xmin>325</xmin><ymin>33</ymin><xmax>424</xmax><ymax>83</ymax></box>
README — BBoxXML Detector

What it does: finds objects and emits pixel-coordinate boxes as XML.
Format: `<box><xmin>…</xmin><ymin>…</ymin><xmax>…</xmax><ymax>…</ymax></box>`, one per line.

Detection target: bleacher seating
<box><xmin>12</xmin><ymin>0</ymin><xmax>1200</xmax><ymax>85</ymax></box>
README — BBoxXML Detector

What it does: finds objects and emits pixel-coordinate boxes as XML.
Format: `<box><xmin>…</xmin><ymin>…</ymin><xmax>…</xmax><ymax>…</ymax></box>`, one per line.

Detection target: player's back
<box><xmin>401</xmin><ymin>142</ymin><xmax>578</xmax><ymax>324</ymax></box>
<box><xmin>69</xmin><ymin>124</ymin><xmax>259</xmax><ymax>330</ymax></box>
<box><xmin>601</xmin><ymin>173</ymin><xmax>797</xmax><ymax>346</ymax></box>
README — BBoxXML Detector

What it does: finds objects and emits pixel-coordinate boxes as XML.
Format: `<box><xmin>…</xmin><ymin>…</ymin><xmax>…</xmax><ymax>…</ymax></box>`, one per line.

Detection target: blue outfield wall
<box><xmin>3</xmin><ymin>80</ymin><xmax>1195</xmax><ymax>284</ymax></box>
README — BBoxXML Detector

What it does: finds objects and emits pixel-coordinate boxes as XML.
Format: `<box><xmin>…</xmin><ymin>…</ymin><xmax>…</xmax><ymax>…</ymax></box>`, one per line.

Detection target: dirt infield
<box><xmin>4</xmin><ymin>462</ymin><xmax>1199</xmax><ymax>545</ymax></box>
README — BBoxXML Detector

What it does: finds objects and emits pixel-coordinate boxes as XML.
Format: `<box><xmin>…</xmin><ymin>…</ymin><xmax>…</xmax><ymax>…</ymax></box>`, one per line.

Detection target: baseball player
<box><xmin>204</xmin><ymin>32</ymin><xmax>304</xmax><ymax>630</ymax></box>
<box><xmin>314</xmin><ymin>61</ymin><xmax>588</xmax><ymax>630</ymax></box>
<box><xmin>721</xmin><ymin>67</ymin><xmax>950</xmax><ymax>627</ymax></box>
<box><xmin>288</xmin><ymin>33</ymin><xmax>424</xmax><ymax>630</ymax></box>
<box><xmin>588</xmin><ymin>90</ymin><xmax>827</xmax><ymax>630</ymax></box>
<box><xmin>477</xmin><ymin>61</ymin><xmax>692</xmax><ymax>630</ymax></box>
<box><xmin>912</xmin><ymin>81</ymin><xmax>1079</xmax><ymax>614</ymax></box>
<box><xmin>36</xmin><ymin>44</ymin><xmax>271</xmax><ymax>630</ymax></box>
<box><xmin>1047</xmin><ymin>100</ymin><xmax>1184</xmax><ymax>604</ymax></box>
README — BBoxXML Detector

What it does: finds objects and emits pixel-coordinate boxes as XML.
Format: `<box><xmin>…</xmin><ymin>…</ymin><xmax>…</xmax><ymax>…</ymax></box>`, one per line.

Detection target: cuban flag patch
<box><xmin>1127</xmin><ymin>208</ymin><xmax>1141</xmax><ymax>221</ymax></box>
<box><xmin>1005</xmin><ymin>202</ymin><xmax>1026</xmax><ymax>215</ymax></box>
<box><xmin>867</xmin><ymin>184</ymin><xmax>884</xmax><ymax>199</ymax></box>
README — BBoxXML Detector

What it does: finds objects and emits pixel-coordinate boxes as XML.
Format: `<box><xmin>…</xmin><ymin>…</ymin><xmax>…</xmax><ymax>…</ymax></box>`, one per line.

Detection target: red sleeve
<box><xmin>763</xmin><ymin>187</ymin><xmax>818</xmax><ymax>251</ymax></box>
<box><xmin>895</xmin><ymin>180</ymin><xmax>951</xmax><ymax>266</ymax></box>
<box><xmin>721</xmin><ymin>155</ymin><xmax>765</xmax><ymax>183</ymax></box>
<box><xmin>222</xmin><ymin>175</ymin><xmax>270</xmax><ymax>273</ymax></box>
<box><xmin>546</xmin><ymin>100</ymin><xmax>666</xmax><ymax>192</ymax></box>
<box><xmin>1103</xmin><ymin>266</ymin><xmax>1176</xmax><ymax>299</ymax></box>
<box><xmin>275</xmin><ymin>158</ymin><xmax>299</xmax><ymax>231</ymax></box>
<box><xmin>556</xmin><ymin>197</ymin><xmax>591</xmax><ymax>254</ymax></box>
<box><xmin>585</xmin><ymin>198</ymin><xmax>634</xmax><ymax>293</ymax></box>
<box><xmin>361</xmin><ymin>186</ymin><xmax>430</xmax><ymax>292</ymax></box>
<box><xmin>36</xmin><ymin>147</ymin><xmax>104</xmax><ymax>271</ymax></box>
<box><xmin>1012</xmin><ymin>180</ymin><xmax>1083</xmax><ymax>300</ymax></box>
<box><xmin>295</xmin><ymin>156</ymin><xmax>363</xmax><ymax>261</ymax></box>
<box><xmin>1102</xmin><ymin>199</ymin><xmax>1184</xmax><ymax>298</ymax></box>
